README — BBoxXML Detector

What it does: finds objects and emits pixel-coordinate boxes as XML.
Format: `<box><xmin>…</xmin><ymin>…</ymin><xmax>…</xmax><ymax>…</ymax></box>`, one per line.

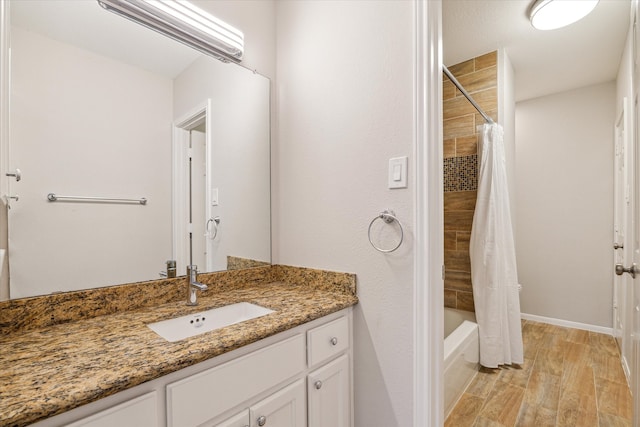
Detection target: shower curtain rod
<box><xmin>443</xmin><ymin>65</ymin><xmax>494</xmax><ymax>124</ymax></box>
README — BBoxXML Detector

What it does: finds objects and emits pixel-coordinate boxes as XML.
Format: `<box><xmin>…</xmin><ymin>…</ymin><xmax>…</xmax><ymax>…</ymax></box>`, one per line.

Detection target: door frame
<box><xmin>414</xmin><ymin>0</ymin><xmax>444</xmax><ymax>426</ymax></box>
<box><xmin>172</xmin><ymin>100</ymin><xmax>213</xmax><ymax>275</ymax></box>
<box><xmin>0</xmin><ymin>0</ymin><xmax>10</xmax><ymax>300</ymax></box>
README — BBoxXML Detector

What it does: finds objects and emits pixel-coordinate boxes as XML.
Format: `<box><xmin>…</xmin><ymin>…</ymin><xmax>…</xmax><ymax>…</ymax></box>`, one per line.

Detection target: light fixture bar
<box><xmin>97</xmin><ymin>0</ymin><xmax>244</xmax><ymax>62</ymax></box>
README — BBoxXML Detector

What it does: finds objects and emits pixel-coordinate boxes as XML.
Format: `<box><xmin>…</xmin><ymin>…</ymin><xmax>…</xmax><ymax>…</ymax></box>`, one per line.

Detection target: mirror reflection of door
<box><xmin>614</xmin><ymin>97</ymin><xmax>633</xmax><ymax>379</ymax></box>
<box><xmin>190</xmin><ymin>123</ymin><xmax>209</xmax><ymax>272</ymax></box>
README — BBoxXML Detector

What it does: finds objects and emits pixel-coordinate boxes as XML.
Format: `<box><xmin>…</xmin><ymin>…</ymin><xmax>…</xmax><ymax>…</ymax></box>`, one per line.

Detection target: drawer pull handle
<box><xmin>257</xmin><ymin>415</ymin><xmax>267</xmax><ymax>426</ymax></box>
<box><xmin>315</xmin><ymin>380</ymin><xmax>323</xmax><ymax>389</ymax></box>
<box><xmin>330</xmin><ymin>337</ymin><xmax>338</xmax><ymax>346</ymax></box>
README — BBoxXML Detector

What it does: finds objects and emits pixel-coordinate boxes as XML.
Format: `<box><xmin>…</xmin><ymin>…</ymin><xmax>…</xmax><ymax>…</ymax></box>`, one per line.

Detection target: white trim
<box><xmin>172</xmin><ymin>100</ymin><xmax>213</xmax><ymax>274</ymax></box>
<box><xmin>414</xmin><ymin>1</ymin><xmax>443</xmax><ymax>426</ymax></box>
<box><xmin>172</xmin><ymin>126</ymin><xmax>190</xmax><ymax>273</ymax></box>
<box><xmin>521</xmin><ymin>312</ymin><xmax>614</xmax><ymax>335</ymax></box>
<box><xmin>0</xmin><ymin>0</ymin><xmax>10</xmax><ymax>300</ymax></box>
<box><xmin>0</xmin><ymin>0</ymin><xmax>8</xmax><ymax>199</ymax></box>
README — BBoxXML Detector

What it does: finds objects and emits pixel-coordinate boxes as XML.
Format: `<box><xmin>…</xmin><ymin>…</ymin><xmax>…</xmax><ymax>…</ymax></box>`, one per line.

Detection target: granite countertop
<box><xmin>0</xmin><ymin>266</ymin><xmax>358</xmax><ymax>427</ymax></box>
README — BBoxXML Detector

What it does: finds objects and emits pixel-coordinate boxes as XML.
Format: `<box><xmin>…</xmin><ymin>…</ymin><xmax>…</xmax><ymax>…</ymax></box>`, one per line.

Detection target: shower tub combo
<box><xmin>444</xmin><ymin>307</ymin><xmax>479</xmax><ymax>417</ymax></box>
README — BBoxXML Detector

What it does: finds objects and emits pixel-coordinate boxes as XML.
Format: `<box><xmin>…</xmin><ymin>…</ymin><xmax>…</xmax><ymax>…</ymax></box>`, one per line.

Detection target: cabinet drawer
<box><xmin>167</xmin><ymin>334</ymin><xmax>305</xmax><ymax>427</ymax></box>
<box><xmin>307</xmin><ymin>316</ymin><xmax>349</xmax><ymax>367</ymax></box>
<box><xmin>66</xmin><ymin>392</ymin><xmax>158</xmax><ymax>427</ymax></box>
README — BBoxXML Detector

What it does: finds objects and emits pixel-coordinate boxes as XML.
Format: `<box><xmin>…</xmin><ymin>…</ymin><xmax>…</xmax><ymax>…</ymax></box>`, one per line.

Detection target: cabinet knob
<box><xmin>330</xmin><ymin>337</ymin><xmax>338</xmax><ymax>346</ymax></box>
<box><xmin>257</xmin><ymin>415</ymin><xmax>267</xmax><ymax>426</ymax></box>
<box><xmin>315</xmin><ymin>380</ymin><xmax>323</xmax><ymax>389</ymax></box>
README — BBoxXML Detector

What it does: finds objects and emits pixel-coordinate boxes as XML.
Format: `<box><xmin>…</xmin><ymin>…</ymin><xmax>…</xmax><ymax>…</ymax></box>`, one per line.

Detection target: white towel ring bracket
<box><xmin>368</xmin><ymin>209</ymin><xmax>404</xmax><ymax>253</ymax></box>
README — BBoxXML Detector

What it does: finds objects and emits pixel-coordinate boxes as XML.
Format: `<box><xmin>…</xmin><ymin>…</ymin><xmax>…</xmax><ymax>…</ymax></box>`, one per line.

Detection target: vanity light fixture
<box><xmin>529</xmin><ymin>0</ymin><xmax>599</xmax><ymax>30</ymax></box>
<box><xmin>97</xmin><ymin>0</ymin><xmax>244</xmax><ymax>62</ymax></box>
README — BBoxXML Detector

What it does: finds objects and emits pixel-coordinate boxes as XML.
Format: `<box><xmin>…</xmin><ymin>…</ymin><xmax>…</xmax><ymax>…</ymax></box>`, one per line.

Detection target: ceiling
<box><xmin>443</xmin><ymin>0</ymin><xmax>631</xmax><ymax>102</ymax></box>
<box><xmin>10</xmin><ymin>0</ymin><xmax>200</xmax><ymax>78</ymax></box>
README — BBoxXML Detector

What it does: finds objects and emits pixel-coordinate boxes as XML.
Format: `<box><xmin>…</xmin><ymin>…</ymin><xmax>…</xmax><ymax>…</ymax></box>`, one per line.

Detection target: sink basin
<box><xmin>147</xmin><ymin>302</ymin><xmax>275</xmax><ymax>342</ymax></box>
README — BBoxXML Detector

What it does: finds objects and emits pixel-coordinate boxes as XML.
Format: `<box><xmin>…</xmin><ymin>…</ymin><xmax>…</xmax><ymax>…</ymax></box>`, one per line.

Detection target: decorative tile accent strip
<box><xmin>458</xmin><ymin>155</ymin><xmax>478</xmax><ymax>191</ymax></box>
<box><xmin>444</xmin><ymin>155</ymin><xmax>478</xmax><ymax>192</ymax></box>
<box><xmin>444</xmin><ymin>157</ymin><xmax>458</xmax><ymax>192</ymax></box>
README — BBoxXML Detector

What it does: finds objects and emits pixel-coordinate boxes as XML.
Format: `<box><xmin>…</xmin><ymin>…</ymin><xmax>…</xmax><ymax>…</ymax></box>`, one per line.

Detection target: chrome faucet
<box><xmin>186</xmin><ymin>265</ymin><xmax>208</xmax><ymax>306</ymax></box>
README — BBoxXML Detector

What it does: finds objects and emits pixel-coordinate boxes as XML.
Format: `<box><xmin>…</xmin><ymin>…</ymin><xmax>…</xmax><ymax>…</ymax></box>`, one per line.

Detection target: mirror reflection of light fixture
<box><xmin>529</xmin><ymin>0</ymin><xmax>599</xmax><ymax>30</ymax></box>
<box><xmin>97</xmin><ymin>0</ymin><xmax>244</xmax><ymax>62</ymax></box>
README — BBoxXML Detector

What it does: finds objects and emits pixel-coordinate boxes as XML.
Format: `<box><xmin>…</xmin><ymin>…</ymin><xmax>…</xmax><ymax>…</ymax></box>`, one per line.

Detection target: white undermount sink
<box><xmin>147</xmin><ymin>302</ymin><xmax>275</xmax><ymax>342</ymax></box>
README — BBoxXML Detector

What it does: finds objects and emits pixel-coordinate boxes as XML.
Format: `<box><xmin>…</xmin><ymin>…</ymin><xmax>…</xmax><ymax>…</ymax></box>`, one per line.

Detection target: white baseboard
<box><xmin>521</xmin><ymin>312</ymin><xmax>613</xmax><ymax>335</ymax></box>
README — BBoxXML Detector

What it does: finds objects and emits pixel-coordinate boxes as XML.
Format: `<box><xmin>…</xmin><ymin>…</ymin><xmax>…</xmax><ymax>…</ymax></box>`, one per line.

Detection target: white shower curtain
<box><xmin>469</xmin><ymin>123</ymin><xmax>523</xmax><ymax>368</ymax></box>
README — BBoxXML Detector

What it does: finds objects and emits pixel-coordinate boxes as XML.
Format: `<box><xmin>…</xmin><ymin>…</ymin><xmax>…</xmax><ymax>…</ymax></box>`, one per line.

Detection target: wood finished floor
<box><xmin>445</xmin><ymin>320</ymin><xmax>633</xmax><ymax>427</ymax></box>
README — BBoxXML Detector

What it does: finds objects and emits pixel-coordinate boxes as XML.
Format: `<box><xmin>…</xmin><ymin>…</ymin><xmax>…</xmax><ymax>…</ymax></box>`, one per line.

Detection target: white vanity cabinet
<box><xmin>307</xmin><ymin>355</ymin><xmax>350</xmax><ymax>427</ymax></box>
<box><xmin>31</xmin><ymin>309</ymin><xmax>352</xmax><ymax>427</ymax></box>
<box><xmin>166</xmin><ymin>335</ymin><xmax>306</xmax><ymax>426</ymax></box>
<box><xmin>172</xmin><ymin>312</ymin><xmax>351</xmax><ymax>427</ymax></box>
<box><xmin>248</xmin><ymin>379</ymin><xmax>306</xmax><ymax>427</ymax></box>
<box><xmin>213</xmin><ymin>379</ymin><xmax>306</xmax><ymax>427</ymax></box>
<box><xmin>306</xmin><ymin>316</ymin><xmax>351</xmax><ymax>427</ymax></box>
<box><xmin>213</xmin><ymin>410</ymin><xmax>250</xmax><ymax>427</ymax></box>
<box><xmin>64</xmin><ymin>392</ymin><xmax>158</xmax><ymax>427</ymax></box>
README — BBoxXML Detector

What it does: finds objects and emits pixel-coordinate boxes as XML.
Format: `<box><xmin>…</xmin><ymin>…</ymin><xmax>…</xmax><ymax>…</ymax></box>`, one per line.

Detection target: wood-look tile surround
<box><xmin>446</xmin><ymin>321</ymin><xmax>633</xmax><ymax>426</ymax></box>
<box><xmin>443</xmin><ymin>51</ymin><xmax>498</xmax><ymax>313</ymax></box>
<box><xmin>0</xmin><ymin>264</ymin><xmax>358</xmax><ymax>427</ymax></box>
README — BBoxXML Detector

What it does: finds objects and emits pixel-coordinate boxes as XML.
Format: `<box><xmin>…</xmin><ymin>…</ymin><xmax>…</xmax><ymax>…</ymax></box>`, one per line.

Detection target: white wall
<box><xmin>275</xmin><ymin>1</ymin><xmax>415</xmax><ymax>426</ymax></box>
<box><xmin>9</xmin><ymin>27</ymin><xmax>173</xmax><ymax>297</ymax></box>
<box><xmin>515</xmin><ymin>82</ymin><xmax>615</xmax><ymax>327</ymax></box>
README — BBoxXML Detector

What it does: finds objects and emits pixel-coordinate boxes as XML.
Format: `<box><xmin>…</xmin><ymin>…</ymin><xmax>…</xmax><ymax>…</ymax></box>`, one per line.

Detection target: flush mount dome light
<box><xmin>529</xmin><ymin>0</ymin><xmax>599</xmax><ymax>30</ymax></box>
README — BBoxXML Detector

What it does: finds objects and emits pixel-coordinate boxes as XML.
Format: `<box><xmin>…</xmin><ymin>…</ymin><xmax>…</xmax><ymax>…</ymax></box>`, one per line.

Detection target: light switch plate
<box><xmin>211</xmin><ymin>188</ymin><xmax>219</xmax><ymax>206</ymax></box>
<box><xmin>388</xmin><ymin>156</ymin><xmax>408</xmax><ymax>189</ymax></box>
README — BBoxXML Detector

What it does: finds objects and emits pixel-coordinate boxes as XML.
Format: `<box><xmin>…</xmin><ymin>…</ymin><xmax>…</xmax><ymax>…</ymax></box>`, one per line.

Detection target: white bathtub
<box><xmin>444</xmin><ymin>308</ymin><xmax>479</xmax><ymax>417</ymax></box>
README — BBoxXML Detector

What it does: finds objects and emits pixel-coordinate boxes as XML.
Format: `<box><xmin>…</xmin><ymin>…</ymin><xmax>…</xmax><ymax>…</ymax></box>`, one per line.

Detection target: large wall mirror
<box><xmin>4</xmin><ymin>0</ymin><xmax>271</xmax><ymax>299</ymax></box>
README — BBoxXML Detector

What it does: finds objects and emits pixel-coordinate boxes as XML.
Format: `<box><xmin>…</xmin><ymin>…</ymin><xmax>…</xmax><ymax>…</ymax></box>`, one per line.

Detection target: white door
<box><xmin>249</xmin><ymin>379</ymin><xmax>306</xmax><ymax>427</ymax></box>
<box><xmin>614</xmin><ymin>97</ymin><xmax>633</xmax><ymax>381</ymax></box>
<box><xmin>307</xmin><ymin>354</ymin><xmax>350</xmax><ymax>427</ymax></box>
<box><xmin>631</xmin><ymin>92</ymin><xmax>640</xmax><ymax>427</ymax></box>
<box><xmin>632</xmin><ymin>8</ymin><xmax>640</xmax><ymax>425</ymax></box>
<box><xmin>191</xmin><ymin>127</ymin><xmax>208</xmax><ymax>270</ymax></box>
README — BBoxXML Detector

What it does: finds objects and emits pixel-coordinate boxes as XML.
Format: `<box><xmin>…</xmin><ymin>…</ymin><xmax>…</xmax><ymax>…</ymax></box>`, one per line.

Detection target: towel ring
<box><xmin>368</xmin><ymin>210</ymin><xmax>404</xmax><ymax>253</ymax></box>
<box><xmin>205</xmin><ymin>216</ymin><xmax>220</xmax><ymax>240</ymax></box>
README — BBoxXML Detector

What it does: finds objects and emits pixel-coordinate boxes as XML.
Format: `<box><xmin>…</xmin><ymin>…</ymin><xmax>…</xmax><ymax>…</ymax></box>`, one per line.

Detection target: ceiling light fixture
<box><xmin>529</xmin><ymin>0</ymin><xmax>599</xmax><ymax>31</ymax></box>
<box><xmin>97</xmin><ymin>0</ymin><xmax>244</xmax><ymax>62</ymax></box>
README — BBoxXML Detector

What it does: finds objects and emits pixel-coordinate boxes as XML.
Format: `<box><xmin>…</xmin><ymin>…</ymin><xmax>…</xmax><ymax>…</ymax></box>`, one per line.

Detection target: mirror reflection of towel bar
<box><xmin>47</xmin><ymin>193</ymin><xmax>147</xmax><ymax>205</ymax></box>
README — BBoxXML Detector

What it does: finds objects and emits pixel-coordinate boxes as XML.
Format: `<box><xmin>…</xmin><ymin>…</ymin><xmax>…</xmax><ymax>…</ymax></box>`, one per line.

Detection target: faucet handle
<box><xmin>187</xmin><ymin>264</ymin><xmax>198</xmax><ymax>280</ymax></box>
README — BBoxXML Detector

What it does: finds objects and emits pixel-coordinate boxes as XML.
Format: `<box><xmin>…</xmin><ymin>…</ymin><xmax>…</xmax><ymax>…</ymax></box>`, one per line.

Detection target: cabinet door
<box><xmin>167</xmin><ymin>335</ymin><xmax>305</xmax><ymax>427</ymax></box>
<box><xmin>65</xmin><ymin>392</ymin><xmax>158</xmax><ymax>427</ymax></box>
<box><xmin>307</xmin><ymin>354</ymin><xmax>350</xmax><ymax>427</ymax></box>
<box><xmin>249</xmin><ymin>379</ymin><xmax>306</xmax><ymax>427</ymax></box>
<box><xmin>212</xmin><ymin>410</ymin><xmax>250</xmax><ymax>427</ymax></box>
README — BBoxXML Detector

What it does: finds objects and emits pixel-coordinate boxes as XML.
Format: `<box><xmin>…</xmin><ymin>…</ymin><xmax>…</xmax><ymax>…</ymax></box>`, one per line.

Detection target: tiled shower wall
<box><xmin>443</xmin><ymin>51</ymin><xmax>498</xmax><ymax>313</ymax></box>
